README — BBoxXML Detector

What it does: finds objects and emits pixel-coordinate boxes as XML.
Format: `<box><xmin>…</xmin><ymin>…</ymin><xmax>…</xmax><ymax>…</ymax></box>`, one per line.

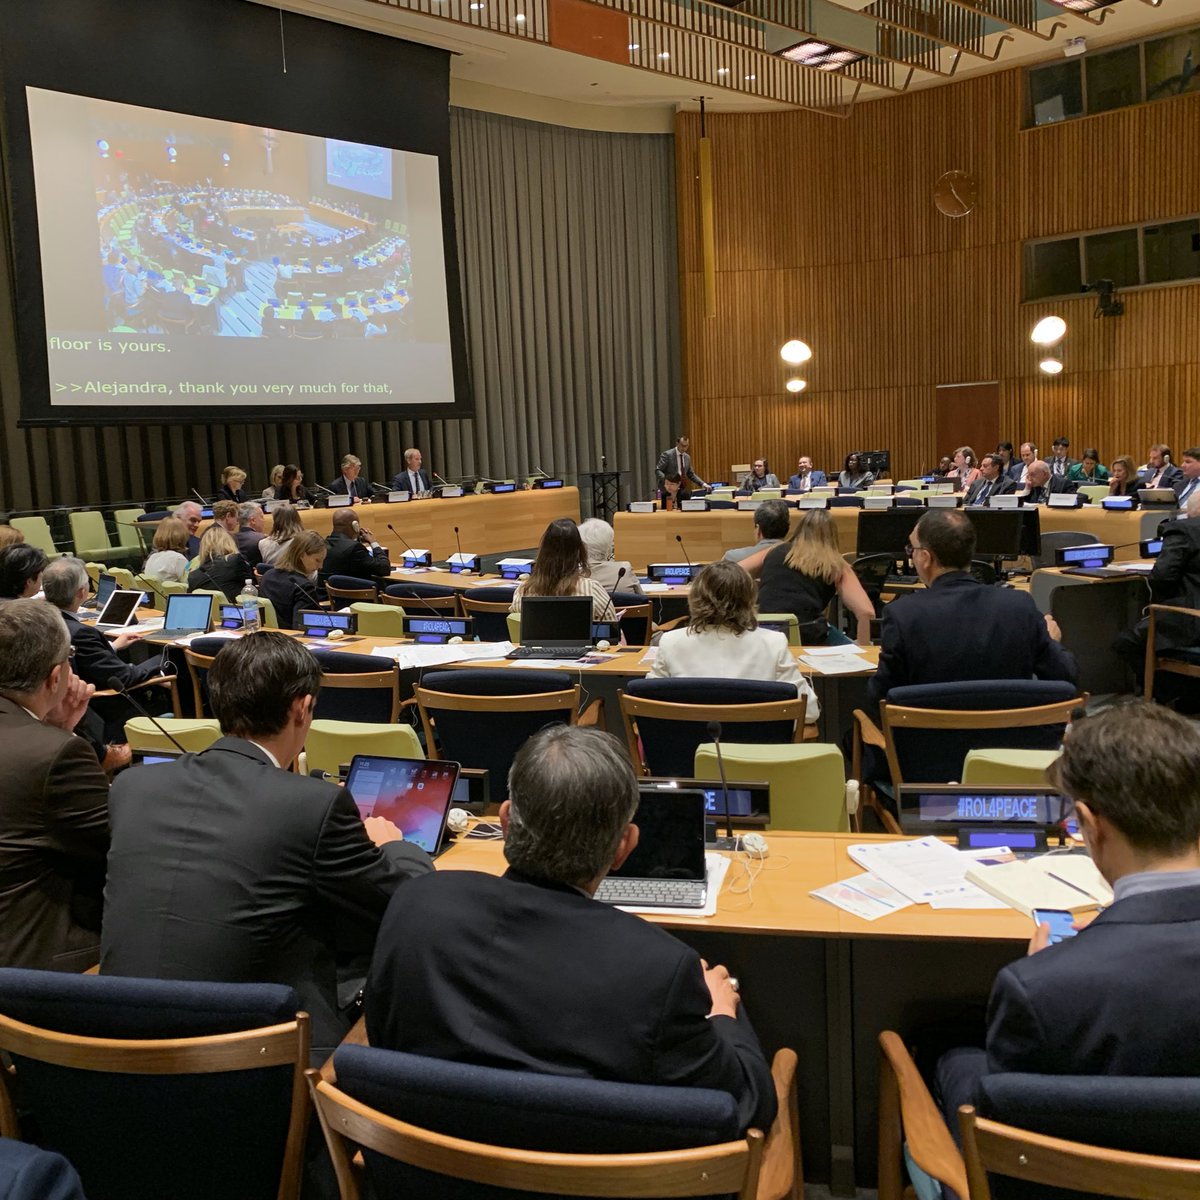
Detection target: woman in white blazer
<box><xmin>651</xmin><ymin>560</ymin><xmax>819</xmax><ymax>723</ymax></box>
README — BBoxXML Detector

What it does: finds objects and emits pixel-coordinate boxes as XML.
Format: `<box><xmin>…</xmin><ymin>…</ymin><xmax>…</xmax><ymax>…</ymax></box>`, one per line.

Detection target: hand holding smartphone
<box><xmin>1033</xmin><ymin>908</ymin><xmax>1080</xmax><ymax>946</ymax></box>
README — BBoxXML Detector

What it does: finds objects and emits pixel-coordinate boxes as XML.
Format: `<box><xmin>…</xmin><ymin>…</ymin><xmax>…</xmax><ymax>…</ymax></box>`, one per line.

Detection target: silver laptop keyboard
<box><xmin>594</xmin><ymin>878</ymin><xmax>707</xmax><ymax>908</ymax></box>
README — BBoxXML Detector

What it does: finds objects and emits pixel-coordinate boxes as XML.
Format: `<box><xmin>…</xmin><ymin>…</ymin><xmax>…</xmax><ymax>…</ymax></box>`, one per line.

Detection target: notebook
<box><xmin>343</xmin><ymin>755</ymin><xmax>459</xmax><ymax>857</ymax></box>
<box><xmin>965</xmin><ymin>853</ymin><xmax>1113</xmax><ymax>917</ymax></box>
<box><xmin>594</xmin><ymin>787</ymin><xmax>708</xmax><ymax>909</ymax></box>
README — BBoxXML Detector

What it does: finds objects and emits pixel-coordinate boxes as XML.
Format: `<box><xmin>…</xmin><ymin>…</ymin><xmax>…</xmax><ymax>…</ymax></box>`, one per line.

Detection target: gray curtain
<box><xmin>0</xmin><ymin>108</ymin><xmax>680</xmax><ymax>514</ymax></box>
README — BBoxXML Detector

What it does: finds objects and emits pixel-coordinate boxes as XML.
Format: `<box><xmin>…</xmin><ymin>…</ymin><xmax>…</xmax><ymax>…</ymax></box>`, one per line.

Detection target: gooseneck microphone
<box><xmin>308</xmin><ymin>482</ymin><xmax>335</xmax><ymax>497</ymax></box>
<box><xmin>191</xmin><ymin>488</ymin><xmax>208</xmax><ymax>506</ymax></box>
<box><xmin>706</xmin><ymin>720</ymin><xmax>737</xmax><ymax>850</ymax></box>
<box><xmin>107</xmin><ymin>674</ymin><xmax>188</xmax><ymax>755</ymax></box>
<box><xmin>387</xmin><ymin>523</ymin><xmax>420</xmax><ymax>559</ymax></box>
<box><xmin>675</xmin><ymin>533</ymin><xmax>695</xmax><ymax>577</ymax></box>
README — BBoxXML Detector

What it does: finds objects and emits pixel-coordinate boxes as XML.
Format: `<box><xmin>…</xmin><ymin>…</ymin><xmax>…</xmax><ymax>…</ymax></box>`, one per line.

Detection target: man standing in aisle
<box><xmin>655</xmin><ymin>435</ymin><xmax>707</xmax><ymax>504</ymax></box>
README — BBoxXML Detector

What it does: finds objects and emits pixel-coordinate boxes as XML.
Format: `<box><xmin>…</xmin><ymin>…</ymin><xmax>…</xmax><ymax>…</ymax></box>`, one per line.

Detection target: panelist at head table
<box><xmin>328</xmin><ymin>452</ymin><xmax>374</xmax><ymax>501</ymax></box>
<box><xmin>364</xmin><ymin>723</ymin><xmax>778</xmax><ymax>1134</ymax></box>
<box><xmin>389</xmin><ymin>447</ymin><xmax>432</xmax><ymax>496</ymax></box>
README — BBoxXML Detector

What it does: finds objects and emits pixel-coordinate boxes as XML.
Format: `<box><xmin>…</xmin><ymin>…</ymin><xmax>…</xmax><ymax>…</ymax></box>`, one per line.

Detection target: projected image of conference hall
<box><xmin>94</xmin><ymin>112</ymin><xmax>412</xmax><ymax>340</ymax></box>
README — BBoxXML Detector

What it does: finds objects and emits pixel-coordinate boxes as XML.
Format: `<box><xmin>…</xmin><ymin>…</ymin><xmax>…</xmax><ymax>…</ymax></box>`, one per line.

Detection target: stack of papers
<box><xmin>800</xmin><ymin>645</ymin><xmax>870</xmax><ymax>675</ymax></box>
<box><xmin>370</xmin><ymin>642</ymin><xmax>516</xmax><ymax>669</ymax></box>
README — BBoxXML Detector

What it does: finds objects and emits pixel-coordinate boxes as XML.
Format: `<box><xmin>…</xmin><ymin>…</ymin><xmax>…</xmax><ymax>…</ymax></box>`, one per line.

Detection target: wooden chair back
<box><xmin>1144</xmin><ymin>604</ymin><xmax>1200</xmax><ymax>699</ymax></box>
<box><xmin>317</xmin><ymin>667</ymin><xmax>401</xmax><ymax>724</ymax></box>
<box><xmin>414</xmin><ymin>683</ymin><xmax>579</xmax><ymax>760</ymax></box>
<box><xmin>325</xmin><ymin>581</ymin><xmax>378</xmax><ymax>607</ymax></box>
<box><xmin>92</xmin><ymin>674</ymin><xmax>181</xmax><ymax>718</ymax></box>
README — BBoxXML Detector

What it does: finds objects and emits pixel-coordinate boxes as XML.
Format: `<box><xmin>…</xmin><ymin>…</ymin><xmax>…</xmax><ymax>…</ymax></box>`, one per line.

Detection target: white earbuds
<box><xmin>742</xmin><ymin>832</ymin><xmax>769</xmax><ymax>858</ymax></box>
<box><xmin>447</xmin><ymin>807</ymin><xmax>470</xmax><ymax>835</ymax></box>
<box><xmin>595</xmin><ymin>639</ymin><xmax>611</xmax><ymax>652</ymax></box>
<box><xmin>326</xmin><ymin>629</ymin><xmax>345</xmax><ymax>641</ymax></box>
<box><xmin>448</xmin><ymin>635</ymin><xmax>464</xmax><ymax>644</ymax></box>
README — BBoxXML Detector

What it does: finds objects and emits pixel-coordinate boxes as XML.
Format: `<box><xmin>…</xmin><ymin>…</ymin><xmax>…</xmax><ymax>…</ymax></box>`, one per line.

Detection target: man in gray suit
<box><xmin>655</xmin><ymin>435</ymin><xmax>707</xmax><ymax>502</ymax></box>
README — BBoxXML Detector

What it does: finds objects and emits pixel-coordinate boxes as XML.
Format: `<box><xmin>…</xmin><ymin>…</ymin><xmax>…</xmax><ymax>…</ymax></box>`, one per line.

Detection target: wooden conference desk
<box><xmin>438</xmin><ymin>831</ymin><xmax>1027</xmax><ymax>1194</ymax></box>
<box><xmin>280</xmin><ymin>487</ymin><xmax>580</xmax><ymax>562</ymax></box>
<box><xmin>615</xmin><ymin>506</ymin><xmax>1165</xmax><ymax>568</ymax></box>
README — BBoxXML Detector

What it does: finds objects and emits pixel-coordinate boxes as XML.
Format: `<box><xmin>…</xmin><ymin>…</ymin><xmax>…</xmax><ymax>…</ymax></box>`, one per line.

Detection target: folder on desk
<box><xmin>965</xmin><ymin>854</ymin><xmax>1112</xmax><ymax>918</ymax></box>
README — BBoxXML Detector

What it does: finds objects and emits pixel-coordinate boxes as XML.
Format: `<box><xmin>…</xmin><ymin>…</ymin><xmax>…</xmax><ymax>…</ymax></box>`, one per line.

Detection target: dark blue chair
<box><xmin>610</xmin><ymin>590</ymin><xmax>652</xmax><ymax>647</ymax></box>
<box><xmin>414</xmin><ymin>669</ymin><xmax>579</xmax><ymax>792</ymax></box>
<box><xmin>324</xmin><ymin>574</ymin><xmax>377</xmax><ymax>610</ymax></box>
<box><xmin>309</xmin><ymin>1044</ymin><xmax>787</xmax><ymax>1200</ymax></box>
<box><xmin>619</xmin><ymin>678</ymin><xmax>806</xmax><ymax>777</ymax></box>
<box><xmin>708</xmin><ymin>499</ymin><xmax>736</xmax><ymax>510</ymax></box>
<box><xmin>459</xmin><ymin>586</ymin><xmax>521</xmax><ymax>642</ymax></box>
<box><xmin>0</xmin><ymin>1138</ymin><xmax>86</xmax><ymax>1200</ymax></box>
<box><xmin>0</xmin><ymin>970</ymin><xmax>308</xmax><ymax>1200</ymax></box>
<box><xmin>382</xmin><ymin>582</ymin><xmax>461</xmax><ymax>615</ymax></box>
<box><xmin>877</xmin><ymin>679</ymin><xmax>1081</xmax><ymax>787</ymax></box>
<box><xmin>311</xmin><ymin>649</ymin><xmax>400</xmax><ymax>722</ymax></box>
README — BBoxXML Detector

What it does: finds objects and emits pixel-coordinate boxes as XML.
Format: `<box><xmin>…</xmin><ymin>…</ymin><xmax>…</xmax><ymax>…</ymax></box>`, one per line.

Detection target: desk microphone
<box><xmin>308</xmin><ymin>482</ymin><xmax>335</xmax><ymax>497</ymax></box>
<box><xmin>675</xmin><ymin>533</ymin><xmax>695</xmax><ymax>578</ymax></box>
<box><xmin>612</xmin><ymin>566</ymin><xmax>627</xmax><ymax>590</ymax></box>
<box><xmin>452</xmin><ymin>525</ymin><xmax>472</xmax><ymax>574</ymax></box>
<box><xmin>191</xmin><ymin>488</ymin><xmax>209</xmax><ymax>506</ymax></box>
<box><xmin>531</xmin><ymin>464</ymin><xmax>550</xmax><ymax>481</ymax></box>
<box><xmin>387</xmin><ymin>522</ymin><xmax>425</xmax><ymax>564</ymax></box>
<box><xmin>106</xmin><ymin>674</ymin><xmax>188</xmax><ymax>755</ymax></box>
<box><xmin>433</xmin><ymin>472</ymin><xmax>453</xmax><ymax>490</ymax></box>
<box><xmin>369</xmin><ymin>480</ymin><xmax>392</xmax><ymax>496</ymax></box>
<box><xmin>706</xmin><ymin>720</ymin><xmax>737</xmax><ymax>851</ymax></box>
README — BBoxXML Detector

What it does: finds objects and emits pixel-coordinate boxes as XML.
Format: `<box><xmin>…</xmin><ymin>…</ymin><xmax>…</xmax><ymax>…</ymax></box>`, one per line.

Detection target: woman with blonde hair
<box><xmin>948</xmin><ymin>446</ymin><xmax>981</xmax><ymax>490</ymax></box>
<box><xmin>0</xmin><ymin>525</ymin><xmax>24</xmax><ymax>552</ymax></box>
<box><xmin>652</xmin><ymin>560</ymin><xmax>818</xmax><ymax>721</ymax></box>
<box><xmin>258</xmin><ymin>502</ymin><xmax>304</xmax><ymax>565</ymax></box>
<box><xmin>260</xmin><ymin>529</ymin><xmax>327</xmax><ymax>629</ymax></box>
<box><xmin>218</xmin><ymin>466</ymin><xmax>248</xmax><ymax>503</ymax></box>
<box><xmin>142</xmin><ymin>517</ymin><xmax>190</xmax><ymax>582</ymax></box>
<box><xmin>186</xmin><ymin>526</ymin><xmax>245</xmax><ymax>603</ymax></box>
<box><xmin>740</xmin><ymin>508</ymin><xmax>874</xmax><ymax>644</ymax></box>
<box><xmin>510</xmin><ymin>519</ymin><xmax>616</xmax><ymax>620</ymax></box>
<box><xmin>261</xmin><ymin>464</ymin><xmax>285</xmax><ymax>500</ymax></box>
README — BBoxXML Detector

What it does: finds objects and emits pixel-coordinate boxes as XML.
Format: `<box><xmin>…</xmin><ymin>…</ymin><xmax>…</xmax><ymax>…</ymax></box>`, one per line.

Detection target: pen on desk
<box><xmin>1045</xmin><ymin>870</ymin><xmax>1105</xmax><ymax>904</ymax></box>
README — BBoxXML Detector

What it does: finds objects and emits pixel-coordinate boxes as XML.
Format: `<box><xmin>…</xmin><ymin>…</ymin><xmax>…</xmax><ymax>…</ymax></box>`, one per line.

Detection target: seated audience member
<box><xmin>946</xmin><ymin>447</ymin><xmax>980</xmax><ymax>490</ymax></box>
<box><xmin>328</xmin><ymin>453</ymin><xmax>373</xmax><ymax>501</ymax></box>
<box><xmin>0</xmin><ymin>600</ymin><xmax>108</xmax><ymax>972</ymax></box>
<box><xmin>935</xmin><ymin>703</ymin><xmax>1200</xmax><ymax>1131</ymax></box>
<box><xmin>187</xmin><ymin>527</ymin><xmax>247</xmax><ymax>604</ymax></box>
<box><xmin>786</xmin><ymin>455</ymin><xmax>827</xmax><ymax>492</ymax></box>
<box><xmin>1140</xmin><ymin>443</ymin><xmax>1182</xmax><ymax>489</ymax></box>
<box><xmin>578</xmin><ymin>518</ymin><xmax>643</xmax><ymax>594</ymax></box>
<box><xmin>1112</xmin><ymin>490</ymin><xmax>1200</xmax><ymax>687</ymax></box>
<box><xmin>234</xmin><ymin>503</ymin><xmax>265</xmax><ymax>569</ymax></box>
<box><xmin>142</xmin><ymin>517</ymin><xmax>190</xmax><ymax>583</ymax></box>
<box><xmin>963</xmin><ymin>454</ymin><xmax>1014</xmax><ymax>506</ymax></box>
<box><xmin>173</xmin><ymin>500</ymin><xmax>203</xmax><ymax>557</ymax></box>
<box><xmin>1173</xmin><ymin>446</ymin><xmax>1200</xmax><ymax>508</ymax></box>
<box><xmin>838</xmin><ymin>452</ymin><xmax>875</xmax><ymax>490</ymax></box>
<box><xmin>258</xmin><ymin>502</ymin><xmax>303</xmax><ymax>566</ymax></box>
<box><xmin>511</xmin><ymin>519</ymin><xmax>616</xmax><ymax>622</ymax></box>
<box><xmin>389</xmin><ymin>447</ymin><xmax>431</xmax><ymax>495</ymax></box>
<box><xmin>1012</xmin><ymin>441</ymin><xmax>1037</xmax><ymax>484</ymax></box>
<box><xmin>935</xmin><ymin>455</ymin><xmax>953</xmax><ymax>477</ymax></box>
<box><xmin>652</xmin><ymin>561</ymin><xmax>819</xmax><ymax>722</ymax></box>
<box><xmin>994</xmin><ymin>441</ymin><xmax>1016</xmax><ymax>479</ymax></box>
<box><xmin>1048</xmin><ymin>436</ymin><xmax>1076</xmax><ymax>477</ymax></box>
<box><xmin>101</xmin><ymin>632</ymin><xmax>433</xmax><ymax>1054</ymax></box>
<box><xmin>365</xmin><ymin>724</ymin><xmax>777</xmax><ymax>1133</ymax></box>
<box><xmin>739</xmin><ymin>458</ymin><xmax>781</xmax><ymax>493</ymax></box>
<box><xmin>43</xmin><ymin>557</ymin><xmax>172</xmax><ymax>739</ymax></box>
<box><xmin>739</xmin><ymin>509</ymin><xmax>874</xmax><ymax>644</ymax></box>
<box><xmin>274</xmin><ymin>464</ymin><xmax>311</xmax><ymax>505</ymax></box>
<box><xmin>0</xmin><ymin>545</ymin><xmax>47</xmax><ymax>601</ymax></box>
<box><xmin>259</xmin><ymin>530</ymin><xmax>327</xmax><ymax>629</ymax></box>
<box><xmin>210</xmin><ymin>499</ymin><xmax>241</xmax><ymax>535</ymax></box>
<box><xmin>0</xmin><ymin>524</ymin><xmax>24</xmax><ymax>550</ymax></box>
<box><xmin>217</xmin><ymin>465</ymin><xmax>247</xmax><ymax>503</ymax></box>
<box><xmin>723</xmin><ymin>499</ymin><xmax>791</xmax><ymax>563</ymax></box>
<box><xmin>1107</xmin><ymin>454</ymin><xmax>1141</xmax><ymax>504</ymax></box>
<box><xmin>866</xmin><ymin>510</ymin><xmax>1077</xmax><ymax>713</ymax></box>
<box><xmin>1066</xmin><ymin>447</ymin><xmax>1109</xmax><ymax>484</ymax></box>
<box><xmin>320</xmin><ymin>509</ymin><xmax>391</xmax><ymax>585</ymax></box>
<box><xmin>261</xmin><ymin>463</ymin><xmax>285</xmax><ymax>500</ymax></box>
<box><xmin>1017</xmin><ymin>460</ymin><xmax>1076</xmax><ymax>504</ymax></box>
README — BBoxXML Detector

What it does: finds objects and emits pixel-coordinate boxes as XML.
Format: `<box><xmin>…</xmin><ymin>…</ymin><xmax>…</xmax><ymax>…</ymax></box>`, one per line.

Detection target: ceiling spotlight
<box><xmin>786</xmin><ymin>378</ymin><xmax>807</xmax><ymax>394</ymax></box>
<box><xmin>1030</xmin><ymin>315</ymin><xmax>1067</xmax><ymax>346</ymax></box>
<box><xmin>779</xmin><ymin>339</ymin><xmax>812</xmax><ymax>365</ymax></box>
<box><xmin>1038</xmin><ymin>356</ymin><xmax>1064</xmax><ymax>376</ymax></box>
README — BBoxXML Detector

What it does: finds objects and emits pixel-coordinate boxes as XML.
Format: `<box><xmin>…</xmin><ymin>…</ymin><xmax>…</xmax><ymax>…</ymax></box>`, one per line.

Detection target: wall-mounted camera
<box><xmin>1083</xmin><ymin>278</ymin><xmax>1124</xmax><ymax>319</ymax></box>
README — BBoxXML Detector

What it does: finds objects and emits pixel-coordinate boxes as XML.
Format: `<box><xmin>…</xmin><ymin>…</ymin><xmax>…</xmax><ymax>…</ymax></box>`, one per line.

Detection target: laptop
<box><xmin>84</xmin><ymin>572</ymin><xmax>117</xmax><ymax>612</ymax></box>
<box><xmin>343</xmin><ymin>755</ymin><xmax>460</xmax><ymax>857</ymax></box>
<box><xmin>94</xmin><ymin>589</ymin><xmax>143</xmax><ymax>631</ymax></box>
<box><xmin>594</xmin><ymin>788</ymin><xmax>709</xmax><ymax>909</ymax></box>
<box><xmin>1137</xmin><ymin>488</ymin><xmax>1178</xmax><ymax>506</ymax></box>
<box><xmin>507</xmin><ymin>595</ymin><xmax>594</xmax><ymax>659</ymax></box>
<box><xmin>897</xmin><ymin>785</ymin><xmax>1069</xmax><ymax>854</ymax></box>
<box><xmin>130</xmin><ymin>749</ymin><xmax>185</xmax><ymax>767</ymax></box>
<box><xmin>160</xmin><ymin>591</ymin><xmax>213</xmax><ymax>638</ymax></box>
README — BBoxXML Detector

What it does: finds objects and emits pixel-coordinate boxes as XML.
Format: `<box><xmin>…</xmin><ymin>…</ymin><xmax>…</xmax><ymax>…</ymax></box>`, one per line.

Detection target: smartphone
<box><xmin>1033</xmin><ymin>909</ymin><xmax>1078</xmax><ymax>945</ymax></box>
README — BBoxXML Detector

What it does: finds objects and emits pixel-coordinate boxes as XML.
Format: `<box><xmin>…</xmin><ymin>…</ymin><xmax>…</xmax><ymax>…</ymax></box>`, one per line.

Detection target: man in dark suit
<box><xmin>785</xmin><ymin>455</ymin><xmax>827</xmax><ymax>492</ymax></box>
<box><xmin>234</xmin><ymin>503</ymin><xmax>265</xmax><ymax>570</ymax></box>
<box><xmin>866</xmin><ymin>509</ymin><xmax>1077</xmax><ymax>713</ymax></box>
<box><xmin>1016</xmin><ymin>460</ymin><xmax>1076</xmax><ymax>504</ymax></box>
<box><xmin>963</xmin><ymin>454</ymin><xmax>1016</xmax><ymax>506</ymax></box>
<box><xmin>936</xmin><ymin>703</ymin><xmax>1200</xmax><ymax>1120</ymax></box>
<box><xmin>0</xmin><ymin>600</ymin><xmax>108</xmax><ymax>972</ymax></box>
<box><xmin>365</xmin><ymin>724</ymin><xmax>777</xmax><ymax>1135</ymax></box>
<box><xmin>328</xmin><ymin>453</ymin><xmax>374</xmax><ymax>501</ymax></box>
<box><xmin>655</xmin><ymin>435</ymin><xmax>707</xmax><ymax>502</ymax></box>
<box><xmin>1047</xmin><ymin>436</ymin><xmax>1077</xmax><ymax>478</ymax></box>
<box><xmin>175</xmin><ymin>500</ymin><xmax>203</xmax><ymax>558</ymax></box>
<box><xmin>1007</xmin><ymin>441</ymin><xmax>1037</xmax><ymax>484</ymax></box>
<box><xmin>1172</xmin><ymin>446</ymin><xmax>1200</xmax><ymax>509</ymax></box>
<box><xmin>1139</xmin><ymin>443</ymin><xmax>1183</xmax><ymax>490</ymax></box>
<box><xmin>389</xmin><ymin>447</ymin><xmax>431</xmax><ymax>495</ymax></box>
<box><xmin>101</xmin><ymin>632</ymin><xmax>433</xmax><ymax>1053</ymax></box>
<box><xmin>319</xmin><ymin>508</ymin><xmax>392</xmax><ymax>586</ymax></box>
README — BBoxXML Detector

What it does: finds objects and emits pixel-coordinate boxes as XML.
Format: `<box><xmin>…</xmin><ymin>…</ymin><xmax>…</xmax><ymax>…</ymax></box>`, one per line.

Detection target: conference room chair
<box><xmin>92</xmin><ymin>672</ymin><xmax>181</xmax><ymax>724</ymax></box>
<box><xmin>610</xmin><ymin>591</ymin><xmax>653</xmax><ymax>646</ymax></box>
<box><xmin>303</xmin><ymin>719</ymin><xmax>423</xmax><ymax>778</ymax></box>
<box><xmin>1032</xmin><ymin>531</ymin><xmax>1097</xmax><ymax>570</ymax></box>
<box><xmin>9</xmin><ymin>516</ymin><xmax>60</xmax><ymax>560</ymax></box>
<box><xmin>877</xmin><ymin>1030</ymin><xmax>1200</xmax><ymax>1200</ymax></box>
<box><xmin>968</xmin><ymin>560</ymin><xmax>999</xmax><ymax>586</ymax></box>
<box><xmin>850</xmin><ymin>555</ymin><xmax>895</xmax><ymax>617</ymax></box>
<box><xmin>108</xmin><ymin>566</ymin><xmax>137</xmax><ymax>591</ymax></box>
<box><xmin>694</xmin><ymin>742</ymin><xmax>852</xmax><ymax>832</ymax></box>
<box><xmin>349</xmin><ymin>602</ymin><xmax>407</xmax><ymax>637</ymax></box>
<box><xmin>0</xmin><ymin>969</ymin><xmax>309</xmax><ymax>1200</ymax></box>
<box><xmin>1143</xmin><ymin>603</ymin><xmax>1200</xmax><ymax>700</ymax></box>
<box><xmin>757</xmin><ymin>612</ymin><xmax>801</xmax><ymax>646</ymax></box>
<box><xmin>307</xmin><ymin>1042</ymin><xmax>801</xmax><ymax>1200</ymax></box>
<box><xmin>124</xmin><ymin>716</ymin><xmax>222</xmax><ymax>755</ymax></box>
<box><xmin>1076</xmin><ymin>483</ymin><xmax>1110</xmax><ymax>504</ymax></box>
<box><xmin>184</xmin><ymin>636</ymin><xmax>233</xmax><ymax>716</ymax></box>
<box><xmin>619</xmin><ymin>679</ymin><xmax>808</xmax><ymax>778</ymax></box>
<box><xmin>311</xmin><ymin>650</ymin><xmax>401</xmax><ymax>723</ymax></box>
<box><xmin>111</xmin><ymin>507</ymin><xmax>147</xmax><ymax>556</ymax></box>
<box><xmin>133</xmin><ymin>513</ymin><xmax>168</xmax><ymax>553</ymax></box>
<box><xmin>83</xmin><ymin>560</ymin><xmax>104</xmax><ymax>586</ymax></box>
<box><xmin>459</xmin><ymin>587</ymin><xmax>520</xmax><ymax>641</ymax></box>
<box><xmin>381</xmin><ymin>583</ymin><xmax>461</xmax><ymax>616</ymax></box>
<box><xmin>960</xmin><ymin>747</ymin><xmax>1061</xmax><ymax>786</ymax></box>
<box><xmin>68</xmin><ymin>511</ymin><xmax>138</xmax><ymax>567</ymax></box>
<box><xmin>326</xmin><ymin>575</ymin><xmax>378</xmax><ymax>609</ymax></box>
<box><xmin>414</xmin><ymin>669</ymin><xmax>585</xmax><ymax>792</ymax></box>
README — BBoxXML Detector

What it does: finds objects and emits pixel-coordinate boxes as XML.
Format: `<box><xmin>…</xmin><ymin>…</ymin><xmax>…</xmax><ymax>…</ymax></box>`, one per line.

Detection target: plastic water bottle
<box><xmin>239</xmin><ymin>577</ymin><xmax>261</xmax><ymax>633</ymax></box>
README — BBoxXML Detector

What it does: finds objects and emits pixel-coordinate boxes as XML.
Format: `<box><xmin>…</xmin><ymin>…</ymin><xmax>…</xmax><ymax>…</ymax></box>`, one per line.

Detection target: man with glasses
<box><xmin>866</xmin><ymin>509</ymin><xmax>1077</xmax><ymax>713</ymax></box>
<box><xmin>0</xmin><ymin>599</ymin><xmax>109</xmax><ymax>971</ymax></box>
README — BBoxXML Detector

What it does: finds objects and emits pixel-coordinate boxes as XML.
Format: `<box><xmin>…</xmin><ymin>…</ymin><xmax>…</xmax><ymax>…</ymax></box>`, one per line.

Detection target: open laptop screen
<box><xmin>163</xmin><ymin>592</ymin><xmax>213</xmax><ymax>633</ymax></box>
<box><xmin>343</xmin><ymin>755</ymin><xmax>459</xmax><ymax>855</ymax></box>
<box><xmin>520</xmin><ymin>596</ymin><xmax>592</xmax><ymax>644</ymax></box>
<box><xmin>608</xmin><ymin>788</ymin><xmax>706</xmax><ymax>881</ymax></box>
